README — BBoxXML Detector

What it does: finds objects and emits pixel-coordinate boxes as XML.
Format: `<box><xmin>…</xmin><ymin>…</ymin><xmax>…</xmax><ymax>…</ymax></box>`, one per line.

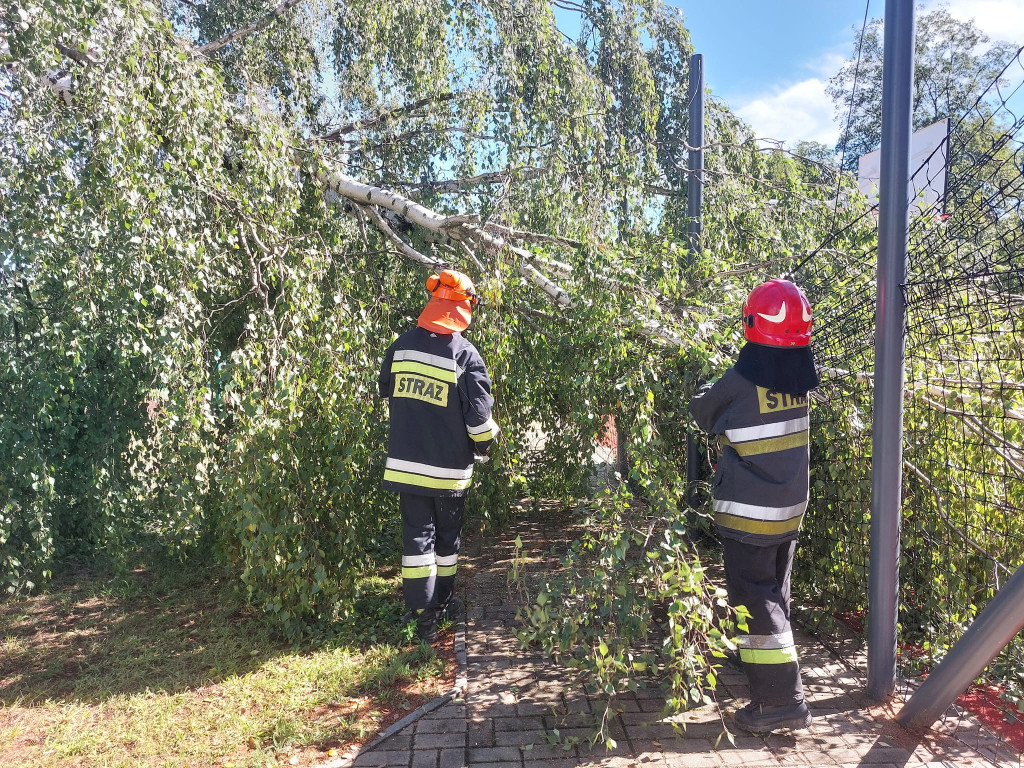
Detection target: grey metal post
<box><xmin>685</xmin><ymin>53</ymin><xmax>705</xmax><ymax>508</ymax></box>
<box><xmin>686</xmin><ymin>53</ymin><xmax>704</xmax><ymax>260</ymax></box>
<box><xmin>897</xmin><ymin>563</ymin><xmax>1024</xmax><ymax>729</ymax></box>
<box><xmin>868</xmin><ymin>0</ymin><xmax>915</xmax><ymax>702</ymax></box>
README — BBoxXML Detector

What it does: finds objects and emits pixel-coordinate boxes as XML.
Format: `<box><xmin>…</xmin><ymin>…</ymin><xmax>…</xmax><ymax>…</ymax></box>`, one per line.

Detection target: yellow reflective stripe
<box><xmin>467</xmin><ymin>417</ymin><xmax>499</xmax><ymax>441</ymax></box>
<box><xmin>391</xmin><ymin>360</ymin><xmax>456</xmax><ymax>383</ymax></box>
<box><xmin>402</xmin><ymin>565</ymin><xmax>436</xmax><ymax>579</ymax></box>
<box><xmin>436</xmin><ymin>565</ymin><xmax>457</xmax><ymax>577</ymax></box>
<box><xmin>714</xmin><ymin>512</ymin><xmax>804</xmax><ymax>535</ymax></box>
<box><xmin>725</xmin><ymin>430</ymin><xmax>808</xmax><ymax>457</ymax></box>
<box><xmin>469</xmin><ymin>427</ymin><xmax>497</xmax><ymax>442</ymax></box>
<box><xmin>739</xmin><ymin>646</ymin><xmax>799</xmax><ymax>665</ymax></box>
<box><xmin>384</xmin><ymin>469</ymin><xmax>472</xmax><ymax>491</ymax></box>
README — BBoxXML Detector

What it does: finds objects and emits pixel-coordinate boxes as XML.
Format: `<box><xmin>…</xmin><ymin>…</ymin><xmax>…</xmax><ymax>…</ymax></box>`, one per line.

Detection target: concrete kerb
<box><xmin>316</xmin><ymin>612</ymin><xmax>469</xmax><ymax>768</ymax></box>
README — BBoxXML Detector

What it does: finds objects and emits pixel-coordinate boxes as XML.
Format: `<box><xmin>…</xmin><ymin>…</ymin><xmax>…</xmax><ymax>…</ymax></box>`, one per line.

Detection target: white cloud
<box><xmin>735</xmin><ymin>78</ymin><xmax>841</xmax><ymax>148</ymax></box>
<box><xmin>927</xmin><ymin>0</ymin><xmax>1024</xmax><ymax>46</ymax></box>
<box><xmin>732</xmin><ymin>2</ymin><xmax>1024</xmax><ymax>149</ymax></box>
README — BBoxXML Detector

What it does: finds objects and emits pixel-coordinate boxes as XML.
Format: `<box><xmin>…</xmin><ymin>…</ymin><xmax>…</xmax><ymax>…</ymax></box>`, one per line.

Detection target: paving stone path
<box><xmin>349</xmin><ymin>511</ymin><xmax>1020</xmax><ymax>768</ymax></box>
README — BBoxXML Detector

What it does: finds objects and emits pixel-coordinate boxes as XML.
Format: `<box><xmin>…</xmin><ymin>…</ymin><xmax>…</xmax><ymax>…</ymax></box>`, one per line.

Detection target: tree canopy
<box><xmin>828</xmin><ymin>6</ymin><xmax>1018</xmax><ymax>169</ymax></box>
<box><xmin>1</xmin><ymin>0</ymin><xmax>869</xmax><ymax>722</ymax></box>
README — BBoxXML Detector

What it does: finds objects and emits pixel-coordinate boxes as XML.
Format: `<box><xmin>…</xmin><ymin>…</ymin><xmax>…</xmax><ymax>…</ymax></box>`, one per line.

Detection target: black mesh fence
<box><xmin>791</xmin><ymin>44</ymin><xmax>1024</xmax><ymax>758</ymax></box>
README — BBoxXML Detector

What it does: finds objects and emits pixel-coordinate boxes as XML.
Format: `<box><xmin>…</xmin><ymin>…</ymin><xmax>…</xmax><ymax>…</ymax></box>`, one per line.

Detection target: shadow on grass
<box><xmin>0</xmin><ymin>559</ymin><xmax>407</xmax><ymax>706</ymax></box>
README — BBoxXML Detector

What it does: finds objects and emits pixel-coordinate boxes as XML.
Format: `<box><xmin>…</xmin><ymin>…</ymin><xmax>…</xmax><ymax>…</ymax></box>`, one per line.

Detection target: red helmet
<box><xmin>742</xmin><ymin>279</ymin><xmax>813</xmax><ymax>347</ymax></box>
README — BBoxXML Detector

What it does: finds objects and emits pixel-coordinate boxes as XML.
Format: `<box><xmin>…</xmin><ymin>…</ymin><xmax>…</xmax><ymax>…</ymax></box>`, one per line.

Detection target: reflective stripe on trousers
<box><xmin>722</xmin><ymin>538</ymin><xmax>805</xmax><ymax>707</ymax></box>
<box><xmin>400</xmin><ymin>493</ymin><xmax>465</xmax><ymax>615</ymax></box>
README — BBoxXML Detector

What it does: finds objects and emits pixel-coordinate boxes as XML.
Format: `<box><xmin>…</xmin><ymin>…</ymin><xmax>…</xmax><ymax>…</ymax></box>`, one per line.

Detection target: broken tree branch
<box><xmin>405</xmin><ymin>167</ymin><xmax>546</xmax><ymax>194</ymax></box>
<box><xmin>821</xmin><ymin>366</ymin><xmax>1024</xmax><ymax>423</ymax></box>
<box><xmin>318</xmin><ymin>167</ymin><xmax>573</xmax><ymax>306</ymax></box>
<box><xmin>483</xmin><ymin>222</ymin><xmax>582</xmax><ymax>249</ymax></box>
<box><xmin>904</xmin><ymin>458</ymin><xmax>1012</xmax><ymax>575</ymax></box>
<box><xmin>316</xmin><ymin>92</ymin><xmax>459</xmax><ymax>141</ymax></box>
<box><xmin>356</xmin><ymin>204</ymin><xmax>442</xmax><ymax>268</ymax></box>
<box><xmin>55</xmin><ymin>42</ymin><xmax>99</xmax><ymax>67</ymax></box>
<box><xmin>198</xmin><ymin>0</ymin><xmax>304</xmax><ymax>55</ymax></box>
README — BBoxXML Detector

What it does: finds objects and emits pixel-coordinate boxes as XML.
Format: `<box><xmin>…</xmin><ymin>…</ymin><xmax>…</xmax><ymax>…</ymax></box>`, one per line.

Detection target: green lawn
<box><xmin>0</xmin><ymin>562</ymin><xmax>450</xmax><ymax>767</ymax></box>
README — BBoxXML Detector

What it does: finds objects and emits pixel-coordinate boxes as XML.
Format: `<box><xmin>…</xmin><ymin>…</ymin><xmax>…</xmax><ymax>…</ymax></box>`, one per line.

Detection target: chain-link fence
<box><xmin>792</xmin><ymin>43</ymin><xmax>1024</xmax><ymax>758</ymax></box>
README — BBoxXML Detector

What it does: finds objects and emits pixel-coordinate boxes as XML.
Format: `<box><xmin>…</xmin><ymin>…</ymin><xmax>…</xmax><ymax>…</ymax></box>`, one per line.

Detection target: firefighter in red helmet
<box><xmin>689</xmin><ymin>278</ymin><xmax>818</xmax><ymax>733</ymax></box>
<box><xmin>378</xmin><ymin>269</ymin><xmax>498</xmax><ymax>643</ymax></box>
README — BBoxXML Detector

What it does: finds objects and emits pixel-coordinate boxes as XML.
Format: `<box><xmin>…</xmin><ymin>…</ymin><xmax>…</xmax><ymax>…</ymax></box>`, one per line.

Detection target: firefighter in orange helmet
<box><xmin>689</xmin><ymin>279</ymin><xmax>819</xmax><ymax>733</ymax></box>
<box><xmin>377</xmin><ymin>269</ymin><xmax>498</xmax><ymax>642</ymax></box>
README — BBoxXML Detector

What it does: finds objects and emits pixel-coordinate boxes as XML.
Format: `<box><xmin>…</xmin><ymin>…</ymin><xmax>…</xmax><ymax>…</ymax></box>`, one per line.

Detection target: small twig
<box><xmin>917</xmin><ymin>395</ymin><xmax>1024</xmax><ymax>475</ymax></box>
<box><xmin>515</xmin><ymin>309</ymin><xmax>550</xmax><ymax>340</ymax></box>
<box><xmin>406</xmin><ymin>166</ymin><xmax>546</xmax><ymax>194</ymax></box>
<box><xmin>358</xmin><ymin>204</ymin><xmax>442</xmax><ymax>268</ymax></box>
<box><xmin>316</xmin><ymin>92</ymin><xmax>458</xmax><ymax>141</ymax></box>
<box><xmin>483</xmin><ymin>222</ymin><xmax>582</xmax><ymax>250</ymax></box>
<box><xmin>459</xmin><ymin>241</ymin><xmax>486</xmax><ymax>275</ymax></box>
<box><xmin>351</xmin><ymin>204</ymin><xmax>369</xmax><ymax>246</ymax></box>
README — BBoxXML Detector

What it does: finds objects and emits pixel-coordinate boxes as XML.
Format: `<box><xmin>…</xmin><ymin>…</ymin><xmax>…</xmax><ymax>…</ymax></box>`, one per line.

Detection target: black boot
<box><xmin>440</xmin><ymin>597</ymin><xmax>465</xmax><ymax>622</ymax></box>
<box><xmin>734</xmin><ymin>700</ymin><xmax>812</xmax><ymax>733</ymax></box>
<box><xmin>416</xmin><ymin>610</ymin><xmax>438</xmax><ymax>643</ymax></box>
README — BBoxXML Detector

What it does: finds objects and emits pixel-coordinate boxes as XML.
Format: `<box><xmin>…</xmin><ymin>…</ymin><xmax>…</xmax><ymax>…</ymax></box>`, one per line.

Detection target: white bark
<box><xmin>40</xmin><ymin>70</ymin><xmax>73</xmax><ymax>105</ymax></box>
<box><xmin>639</xmin><ymin>318</ymin><xmax>683</xmax><ymax>346</ymax></box>
<box><xmin>315</xmin><ymin>169</ymin><xmax>697</xmax><ymax>342</ymax></box>
<box><xmin>518</xmin><ymin>261</ymin><xmax>572</xmax><ymax>307</ymax></box>
<box><xmin>319</xmin><ymin>169</ymin><xmax>450</xmax><ymax>233</ymax></box>
<box><xmin>357</xmin><ymin>204</ymin><xmax>442</xmax><ymax>268</ymax></box>
<box><xmin>318</xmin><ymin>167</ymin><xmax>574</xmax><ymax>307</ymax></box>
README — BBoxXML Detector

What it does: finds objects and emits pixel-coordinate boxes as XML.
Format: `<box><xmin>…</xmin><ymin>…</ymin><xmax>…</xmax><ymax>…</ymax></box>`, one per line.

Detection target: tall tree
<box><xmin>827</xmin><ymin>6</ymin><xmax>1018</xmax><ymax>170</ymax></box>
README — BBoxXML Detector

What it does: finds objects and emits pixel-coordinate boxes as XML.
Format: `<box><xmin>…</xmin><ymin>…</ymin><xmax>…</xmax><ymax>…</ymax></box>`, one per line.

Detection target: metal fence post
<box><xmin>685</xmin><ymin>52</ymin><xmax>705</xmax><ymax>508</ymax></box>
<box><xmin>687</xmin><ymin>52</ymin><xmax>704</xmax><ymax>259</ymax></box>
<box><xmin>868</xmin><ymin>0</ymin><xmax>915</xmax><ymax>702</ymax></box>
<box><xmin>897</xmin><ymin>562</ymin><xmax>1024</xmax><ymax>729</ymax></box>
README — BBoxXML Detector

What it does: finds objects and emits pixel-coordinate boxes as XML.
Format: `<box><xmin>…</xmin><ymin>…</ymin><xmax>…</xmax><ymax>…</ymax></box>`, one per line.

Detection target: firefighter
<box><xmin>688</xmin><ymin>278</ymin><xmax>819</xmax><ymax>733</ymax></box>
<box><xmin>378</xmin><ymin>269</ymin><xmax>498</xmax><ymax>643</ymax></box>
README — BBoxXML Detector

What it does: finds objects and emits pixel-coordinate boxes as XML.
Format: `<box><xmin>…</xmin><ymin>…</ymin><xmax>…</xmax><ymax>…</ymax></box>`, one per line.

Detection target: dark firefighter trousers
<box><xmin>400</xmin><ymin>493</ymin><xmax>464</xmax><ymax>619</ymax></box>
<box><xmin>722</xmin><ymin>538</ymin><xmax>805</xmax><ymax>707</ymax></box>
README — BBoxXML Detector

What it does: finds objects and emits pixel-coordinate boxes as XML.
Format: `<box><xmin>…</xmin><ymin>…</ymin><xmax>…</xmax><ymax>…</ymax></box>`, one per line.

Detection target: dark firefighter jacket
<box><xmin>689</xmin><ymin>367</ymin><xmax>810</xmax><ymax>546</ymax></box>
<box><xmin>378</xmin><ymin>327</ymin><xmax>498</xmax><ymax>497</ymax></box>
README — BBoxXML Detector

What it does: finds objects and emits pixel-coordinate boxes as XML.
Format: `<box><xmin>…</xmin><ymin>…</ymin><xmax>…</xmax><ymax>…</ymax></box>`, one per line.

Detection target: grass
<box><xmin>0</xmin><ymin>561</ymin><xmax>452</xmax><ymax>767</ymax></box>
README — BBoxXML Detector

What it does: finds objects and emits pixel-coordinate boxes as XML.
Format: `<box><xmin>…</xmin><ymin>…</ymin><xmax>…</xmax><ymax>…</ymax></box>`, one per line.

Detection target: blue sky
<box><xmin>630</xmin><ymin>1</ymin><xmax>1024</xmax><ymax>148</ymax></box>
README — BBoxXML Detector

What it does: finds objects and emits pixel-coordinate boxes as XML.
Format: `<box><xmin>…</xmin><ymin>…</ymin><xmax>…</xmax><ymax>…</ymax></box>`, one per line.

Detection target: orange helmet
<box><xmin>742</xmin><ymin>279</ymin><xmax>813</xmax><ymax>347</ymax></box>
<box><xmin>418</xmin><ymin>269</ymin><xmax>478</xmax><ymax>333</ymax></box>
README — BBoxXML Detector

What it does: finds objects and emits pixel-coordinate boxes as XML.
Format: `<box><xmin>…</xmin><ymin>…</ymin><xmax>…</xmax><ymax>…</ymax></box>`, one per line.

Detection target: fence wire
<box><xmin>792</xmin><ymin>44</ymin><xmax>1024</xmax><ymax>760</ymax></box>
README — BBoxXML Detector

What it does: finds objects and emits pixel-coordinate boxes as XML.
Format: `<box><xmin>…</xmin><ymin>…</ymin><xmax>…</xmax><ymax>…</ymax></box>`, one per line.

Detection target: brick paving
<box><xmin>345</xmin><ymin>513</ymin><xmax>1020</xmax><ymax>768</ymax></box>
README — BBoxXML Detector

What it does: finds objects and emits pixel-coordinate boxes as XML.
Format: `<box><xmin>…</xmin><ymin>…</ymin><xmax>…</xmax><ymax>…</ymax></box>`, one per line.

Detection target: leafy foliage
<box><xmin>10</xmin><ymin>0</ymin><xmax>1024</xmax><ymax>745</ymax></box>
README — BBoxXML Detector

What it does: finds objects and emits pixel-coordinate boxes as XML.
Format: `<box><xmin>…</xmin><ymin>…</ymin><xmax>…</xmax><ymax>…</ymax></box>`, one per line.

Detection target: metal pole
<box><xmin>686</xmin><ymin>53</ymin><xmax>705</xmax><ymax>261</ymax></box>
<box><xmin>686</xmin><ymin>53</ymin><xmax>705</xmax><ymax>508</ymax></box>
<box><xmin>868</xmin><ymin>0</ymin><xmax>915</xmax><ymax>702</ymax></box>
<box><xmin>897</xmin><ymin>563</ymin><xmax>1024</xmax><ymax>730</ymax></box>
